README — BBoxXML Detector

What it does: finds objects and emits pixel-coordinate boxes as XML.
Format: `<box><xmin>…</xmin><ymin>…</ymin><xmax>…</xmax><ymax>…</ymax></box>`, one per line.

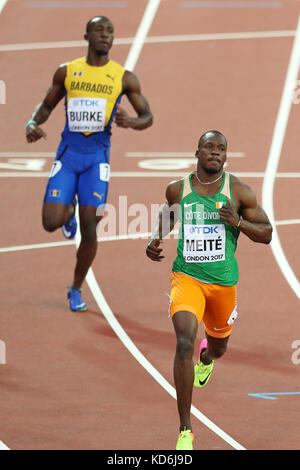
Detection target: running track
<box><xmin>0</xmin><ymin>0</ymin><xmax>300</xmax><ymax>451</ymax></box>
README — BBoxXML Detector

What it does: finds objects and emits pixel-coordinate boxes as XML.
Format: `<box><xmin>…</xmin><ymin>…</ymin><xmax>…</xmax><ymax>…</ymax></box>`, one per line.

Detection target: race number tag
<box><xmin>68</xmin><ymin>97</ymin><xmax>106</xmax><ymax>132</ymax></box>
<box><xmin>99</xmin><ymin>163</ymin><xmax>110</xmax><ymax>182</ymax></box>
<box><xmin>183</xmin><ymin>224</ymin><xmax>226</xmax><ymax>263</ymax></box>
<box><xmin>227</xmin><ymin>306</ymin><xmax>238</xmax><ymax>325</ymax></box>
<box><xmin>49</xmin><ymin>160</ymin><xmax>62</xmax><ymax>178</ymax></box>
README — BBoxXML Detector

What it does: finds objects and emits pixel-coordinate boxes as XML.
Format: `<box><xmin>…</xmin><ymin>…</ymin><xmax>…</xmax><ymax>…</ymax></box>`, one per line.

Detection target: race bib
<box><xmin>49</xmin><ymin>160</ymin><xmax>62</xmax><ymax>178</ymax></box>
<box><xmin>183</xmin><ymin>224</ymin><xmax>226</xmax><ymax>263</ymax></box>
<box><xmin>68</xmin><ymin>97</ymin><xmax>106</xmax><ymax>132</ymax></box>
<box><xmin>99</xmin><ymin>163</ymin><xmax>110</xmax><ymax>182</ymax></box>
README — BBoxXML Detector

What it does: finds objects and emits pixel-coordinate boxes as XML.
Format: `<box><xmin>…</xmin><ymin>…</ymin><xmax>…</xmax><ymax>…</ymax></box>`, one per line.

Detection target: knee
<box><xmin>80</xmin><ymin>221</ymin><xmax>98</xmax><ymax>243</ymax></box>
<box><xmin>176</xmin><ymin>336</ymin><xmax>195</xmax><ymax>361</ymax></box>
<box><xmin>208</xmin><ymin>343</ymin><xmax>227</xmax><ymax>360</ymax></box>
<box><xmin>42</xmin><ymin>215</ymin><xmax>59</xmax><ymax>233</ymax></box>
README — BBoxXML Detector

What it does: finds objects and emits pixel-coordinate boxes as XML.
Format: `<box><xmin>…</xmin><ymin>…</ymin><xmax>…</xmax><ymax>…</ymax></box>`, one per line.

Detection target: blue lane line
<box><xmin>249</xmin><ymin>392</ymin><xmax>300</xmax><ymax>400</ymax></box>
<box><xmin>180</xmin><ymin>1</ymin><xmax>283</xmax><ymax>8</ymax></box>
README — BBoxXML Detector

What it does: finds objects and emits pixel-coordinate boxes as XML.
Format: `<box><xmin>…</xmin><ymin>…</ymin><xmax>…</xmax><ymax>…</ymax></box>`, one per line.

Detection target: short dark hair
<box><xmin>86</xmin><ymin>16</ymin><xmax>112</xmax><ymax>33</ymax></box>
<box><xmin>198</xmin><ymin>130</ymin><xmax>227</xmax><ymax>149</ymax></box>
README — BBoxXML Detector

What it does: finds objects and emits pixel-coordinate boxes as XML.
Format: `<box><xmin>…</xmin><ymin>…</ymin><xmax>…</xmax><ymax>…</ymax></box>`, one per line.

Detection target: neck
<box><xmin>86</xmin><ymin>49</ymin><xmax>109</xmax><ymax>66</ymax></box>
<box><xmin>195</xmin><ymin>167</ymin><xmax>224</xmax><ymax>185</ymax></box>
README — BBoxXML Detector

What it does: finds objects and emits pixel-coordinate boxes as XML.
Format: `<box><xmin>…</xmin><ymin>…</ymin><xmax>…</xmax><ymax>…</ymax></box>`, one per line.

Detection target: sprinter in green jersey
<box><xmin>146</xmin><ymin>130</ymin><xmax>272</xmax><ymax>450</ymax></box>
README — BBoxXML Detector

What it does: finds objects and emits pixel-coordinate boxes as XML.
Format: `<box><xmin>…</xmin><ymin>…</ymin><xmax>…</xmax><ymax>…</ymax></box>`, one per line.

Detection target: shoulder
<box><xmin>53</xmin><ymin>63</ymin><xmax>67</xmax><ymax>83</ymax></box>
<box><xmin>122</xmin><ymin>70</ymin><xmax>141</xmax><ymax>93</ymax></box>
<box><xmin>230</xmin><ymin>174</ymin><xmax>257</xmax><ymax>209</ymax></box>
<box><xmin>166</xmin><ymin>178</ymin><xmax>184</xmax><ymax>205</ymax></box>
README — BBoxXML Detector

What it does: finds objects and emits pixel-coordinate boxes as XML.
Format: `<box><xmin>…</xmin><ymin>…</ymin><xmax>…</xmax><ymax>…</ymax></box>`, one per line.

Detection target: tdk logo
<box><xmin>189</xmin><ymin>226</ymin><xmax>219</xmax><ymax>234</ymax></box>
<box><xmin>73</xmin><ymin>99</ymin><xmax>102</xmax><ymax>107</ymax></box>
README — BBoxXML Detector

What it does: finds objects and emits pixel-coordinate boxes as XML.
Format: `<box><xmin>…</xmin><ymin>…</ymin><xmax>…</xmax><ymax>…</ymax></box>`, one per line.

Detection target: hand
<box><xmin>219</xmin><ymin>198</ymin><xmax>240</xmax><ymax>227</ymax></box>
<box><xmin>146</xmin><ymin>239</ymin><xmax>165</xmax><ymax>262</ymax></box>
<box><xmin>26</xmin><ymin>123</ymin><xmax>47</xmax><ymax>143</ymax></box>
<box><xmin>114</xmin><ymin>104</ymin><xmax>133</xmax><ymax>128</ymax></box>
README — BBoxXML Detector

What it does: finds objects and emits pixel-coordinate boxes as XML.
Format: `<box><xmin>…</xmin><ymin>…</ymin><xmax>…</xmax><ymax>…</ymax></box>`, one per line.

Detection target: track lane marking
<box><xmin>0</xmin><ymin>30</ymin><xmax>296</xmax><ymax>52</ymax></box>
<box><xmin>0</xmin><ymin>0</ymin><xmax>8</xmax><ymax>14</ymax></box>
<box><xmin>1</xmin><ymin>171</ymin><xmax>300</xmax><ymax>177</ymax></box>
<box><xmin>0</xmin><ymin>217</ymin><xmax>299</xmax><ymax>253</ymax></box>
<box><xmin>0</xmin><ymin>440</ymin><xmax>10</xmax><ymax>450</ymax></box>
<box><xmin>262</xmin><ymin>13</ymin><xmax>300</xmax><ymax>300</ymax></box>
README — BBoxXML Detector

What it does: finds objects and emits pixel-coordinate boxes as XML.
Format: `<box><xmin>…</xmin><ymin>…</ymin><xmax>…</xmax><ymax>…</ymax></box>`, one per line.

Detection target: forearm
<box><xmin>30</xmin><ymin>101</ymin><xmax>53</xmax><ymax>125</ymax></box>
<box><xmin>151</xmin><ymin>202</ymin><xmax>177</xmax><ymax>240</ymax></box>
<box><xmin>129</xmin><ymin>111</ymin><xmax>153</xmax><ymax>130</ymax></box>
<box><xmin>238</xmin><ymin>218</ymin><xmax>272</xmax><ymax>244</ymax></box>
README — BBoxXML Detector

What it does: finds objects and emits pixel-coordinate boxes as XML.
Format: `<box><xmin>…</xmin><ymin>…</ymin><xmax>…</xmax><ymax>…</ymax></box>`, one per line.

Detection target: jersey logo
<box><xmin>106</xmin><ymin>74</ymin><xmax>115</xmax><ymax>82</ymax></box>
<box><xmin>93</xmin><ymin>192</ymin><xmax>104</xmax><ymax>201</ymax></box>
<box><xmin>184</xmin><ymin>202</ymin><xmax>200</xmax><ymax>208</ymax></box>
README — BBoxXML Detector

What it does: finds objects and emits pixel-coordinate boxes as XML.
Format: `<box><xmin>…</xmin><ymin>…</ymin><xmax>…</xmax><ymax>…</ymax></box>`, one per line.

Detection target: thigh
<box><xmin>77</xmin><ymin>152</ymin><xmax>110</xmax><ymax>209</ymax></box>
<box><xmin>172</xmin><ymin>310</ymin><xmax>198</xmax><ymax>344</ymax></box>
<box><xmin>43</xmin><ymin>144</ymin><xmax>77</xmax><ymax>206</ymax></box>
<box><xmin>169</xmin><ymin>272</ymin><xmax>206</xmax><ymax>325</ymax></box>
<box><xmin>203</xmin><ymin>284</ymin><xmax>238</xmax><ymax>339</ymax></box>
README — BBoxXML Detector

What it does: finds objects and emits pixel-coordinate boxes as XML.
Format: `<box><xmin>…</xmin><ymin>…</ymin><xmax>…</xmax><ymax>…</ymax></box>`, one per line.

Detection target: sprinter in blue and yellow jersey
<box><xmin>26</xmin><ymin>16</ymin><xmax>153</xmax><ymax>312</ymax></box>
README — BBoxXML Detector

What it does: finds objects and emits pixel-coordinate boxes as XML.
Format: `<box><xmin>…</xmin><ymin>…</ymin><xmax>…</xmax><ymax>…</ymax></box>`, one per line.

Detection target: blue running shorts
<box><xmin>43</xmin><ymin>140</ymin><xmax>110</xmax><ymax>208</ymax></box>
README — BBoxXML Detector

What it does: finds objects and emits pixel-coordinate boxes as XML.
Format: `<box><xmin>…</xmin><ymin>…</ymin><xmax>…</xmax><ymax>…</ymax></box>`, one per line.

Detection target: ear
<box><xmin>84</xmin><ymin>33</ymin><xmax>88</xmax><ymax>41</ymax></box>
<box><xmin>195</xmin><ymin>149</ymin><xmax>200</xmax><ymax>158</ymax></box>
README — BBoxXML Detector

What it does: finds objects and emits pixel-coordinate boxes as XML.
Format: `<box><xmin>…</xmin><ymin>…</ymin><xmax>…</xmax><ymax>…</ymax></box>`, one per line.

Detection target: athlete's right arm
<box><xmin>146</xmin><ymin>179</ymin><xmax>182</xmax><ymax>262</ymax></box>
<box><xmin>26</xmin><ymin>64</ymin><xmax>67</xmax><ymax>143</ymax></box>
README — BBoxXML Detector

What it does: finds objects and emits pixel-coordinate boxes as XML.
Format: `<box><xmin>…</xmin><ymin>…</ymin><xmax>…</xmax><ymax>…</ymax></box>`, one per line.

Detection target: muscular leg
<box><xmin>200</xmin><ymin>333</ymin><xmax>230</xmax><ymax>365</ymax></box>
<box><xmin>42</xmin><ymin>201</ymin><xmax>75</xmax><ymax>232</ymax></box>
<box><xmin>71</xmin><ymin>205</ymin><xmax>102</xmax><ymax>290</ymax></box>
<box><xmin>172</xmin><ymin>310</ymin><xmax>198</xmax><ymax>432</ymax></box>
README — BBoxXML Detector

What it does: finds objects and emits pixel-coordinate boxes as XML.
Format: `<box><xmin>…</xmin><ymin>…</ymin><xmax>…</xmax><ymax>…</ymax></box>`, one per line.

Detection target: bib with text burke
<box><xmin>67</xmin><ymin>97</ymin><xmax>106</xmax><ymax>133</ymax></box>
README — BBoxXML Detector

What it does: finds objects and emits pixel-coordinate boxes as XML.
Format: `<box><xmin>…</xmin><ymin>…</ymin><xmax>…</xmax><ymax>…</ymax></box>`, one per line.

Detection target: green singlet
<box><xmin>172</xmin><ymin>172</ymin><xmax>240</xmax><ymax>286</ymax></box>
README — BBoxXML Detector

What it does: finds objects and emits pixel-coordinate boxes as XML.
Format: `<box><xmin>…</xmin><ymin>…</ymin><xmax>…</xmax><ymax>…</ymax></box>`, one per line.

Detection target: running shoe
<box><xmin>67</xmin><ymin>287</ymin><xmax>87</xmax><ymax>312</ymax></box>
<box><xmin>194</xmin><ymin>338</ymin><xmax>214</xmax><ymax>388</ymax></box>
<box><xmin>176</xmin><ymin>429</ymin><xmax>194</xmax><ymax>450</ymax></box>
<box><xmin>62</xmin><ymin>197</ymin><xmax>77</xmax><ymax>239</ymax></box>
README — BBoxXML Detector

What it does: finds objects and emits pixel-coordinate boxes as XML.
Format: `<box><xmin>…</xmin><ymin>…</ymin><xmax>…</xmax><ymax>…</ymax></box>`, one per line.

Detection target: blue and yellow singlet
<box><xmin>61</xmin><ymin>57</ymin><xmax>125</xmax><ymax>149</ymax></box>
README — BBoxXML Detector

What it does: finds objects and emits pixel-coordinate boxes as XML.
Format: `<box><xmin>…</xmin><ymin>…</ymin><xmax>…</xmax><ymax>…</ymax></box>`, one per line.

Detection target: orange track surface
<box><xmin>0</xmin><ymin>0</ymin><xmax>299</xmax><ymax>451</ymax></box>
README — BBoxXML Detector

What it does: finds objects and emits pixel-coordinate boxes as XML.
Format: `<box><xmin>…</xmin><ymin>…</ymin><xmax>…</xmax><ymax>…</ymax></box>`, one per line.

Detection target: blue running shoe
<box><xmin>62</xmin><ymin>198</ymin><xmax>77</xmax><ymax>239</ymax></box>
<box><xmin>67</xmin><ymin>287</ymin><xmax>87</xmax><ymax>312</ymax></box>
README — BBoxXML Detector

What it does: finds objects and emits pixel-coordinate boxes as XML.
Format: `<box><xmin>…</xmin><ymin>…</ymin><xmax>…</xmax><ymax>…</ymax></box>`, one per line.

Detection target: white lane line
<box><xmin>0</xmin><ymin>440</ymin><xmax>10</xmax><ymax>450</ymax></box>
<box><xmin>0</xmin><ymin>0</ymin><xmax>8</xmax><ymax>14</ymax></box>
<box><xmin>0</xmin><ymin>151</ymin><xmax>245</xmax><ymax>158</ymax></box>
<box><xmin>74</xmin><ymin>0</ymin><xmax>246</xmax><ymax>450</ymax></box>
<box><xmin>26</xmin><ymin>1</ymin><xmax>127</xmax><ymax>7</ymax></box>
<box><xmin>0</xmin><ymin>30</ymin><xmax>295</xmax><ymax>52</ymax></box>
<box><xmin>124</xmin><ymin>0</ymin><xmax>161</xmax><ymax>72</ymax></box>
<box><xmin>180</xmin><ymin>1</ymin><xmax>283</xmax><ymax>7</ymax></box>
<box><xmin>0</xmin><ymin>38</ymin><xmax>132</xmax><ymax>52</ymax></box>
<box><xmin>262</xmin><ymin>13</ymin><xmax>300</xmax><ymax>301</ymax></box>
<box><xmin>125</xmin><ymin>152</ymin><xmax>245</xmax><ymax>157</ymax></box>
<box><xmin>0</xmin><ymin>152</ymin><xmax>55</xmax><ymax>158</ymax></box>
<box><xmin>1</xmin><ymin>171</ymin><xmax>300</xmax><ymax>178</ymax></box>
<box><xmin>1</xmin><ymin>214</ymin><xmax>299</xmax><ymax>254</ymax></box>
<box><xmin>0</xmin><ymin>217</ymin><xmax>298</xmax><ymax>254</ymax></box>
<box><xmin>275</xmin><ymin>219</ymin><xmax>300</xmax><ymax>226</ymax></box>
<box><xmin>0</xmin><ymin>232</ymin><xmax>152</xmax><ymax>254</ymax></box>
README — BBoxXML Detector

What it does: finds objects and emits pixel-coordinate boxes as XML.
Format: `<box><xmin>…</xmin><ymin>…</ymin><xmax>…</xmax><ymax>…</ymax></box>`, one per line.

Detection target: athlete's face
<box><xmin>85</xmin><ymin>18</ymin><xmax>114</xmax><ymax>55</ymax></box>
<box><xmin>196</xmin><ymin>133</ymin><xmax>227</xmax><ymax>174</ymax></box>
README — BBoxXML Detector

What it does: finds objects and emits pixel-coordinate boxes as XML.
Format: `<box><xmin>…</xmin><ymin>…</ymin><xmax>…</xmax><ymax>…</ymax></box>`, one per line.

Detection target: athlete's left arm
<box><xmin>114</xmin><ymin>71</ymin><xmax>153</xmax><ymax>130</ymax></box>
<box><xmin>219</xmin><ymin>180</ymin><xmax>273</xmax><ymax>244</ymax></box>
